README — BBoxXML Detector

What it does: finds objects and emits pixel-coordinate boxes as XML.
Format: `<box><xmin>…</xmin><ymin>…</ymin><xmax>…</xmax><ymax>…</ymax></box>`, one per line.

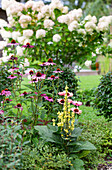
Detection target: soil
<box><xmin>97</xmin><ymin>157</ymin><xmax>112</xmax><ymax>170</ymax></box>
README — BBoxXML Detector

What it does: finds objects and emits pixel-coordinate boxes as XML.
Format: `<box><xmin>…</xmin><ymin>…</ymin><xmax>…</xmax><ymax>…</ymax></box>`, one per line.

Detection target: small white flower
<box><xmin>44</xmin><ymin>19</ymin><xmax>54</xmax><ymax>29</ymax></box>
<box><xmin>36</xmin><ymin>29</ymin><xmax>46</xmax><ymax>39</ymax></box>
<box><xmin>16</xmin><ymin>46</ymin><xmax>24</xmax><ymax>56</ymax></box>
<box><xmin>32</xmin><ymin>1</ymin><xmax>44</xmax><ymax>11</ymax></box>
<box><xmin>0</xmin><ymin>19</ymin><xmax>8</xmax><ymax>28</ymax></box>
<box><xmin>78</xmin><ymin>29</ymin><xmax>86</xmax><ymax>35</ymax></box>
<box><xmin>85</xmin><ymin>60</ymin><xmax>92</xmax><ymax>67</ymax></box>
<box><xmin>19</xmin><ymin>15</ymin><xmax>32</xmax><ymax>24</ymax></box>
<box><xmin>68</xmin><ymin>20</ymin><xmax>78</xmax><ymax>32</ymax></box>
<box><xmin>53</xmin><ymin>34</ymin><xmax>61</xmax><ymax>42</ymax></box>
<box><xmin>17</xmin><ymin>36</ymin><xmax>25</xmax><ymax>44</ymax></box>
<box><xmin>62</xmin><ymin>6</ymin><xmax>68</xmax><ymax>13</ymax></box>
<box><xmin>24</xmin><ymin>58</ymin><xmax>30</xmax><ymax>67</ymax></box>
<box><xmin>23</xmin><ymin>29</ymin><xmax>33</xmax><ymax>37</ymax></box>
<box><xmin>0</xmin><ymin>41</ymin><xmax>7</xmax><ymax>50</ymax></box>
<box><xmin>25</xmin><ymin>0</ymin><xmax>34</xmax><ymax>9</ymax></box>
<box><xmin>12</xmin><ymin>31</ymin><xmax>21</xmax><ymax>40</ymax></box>
<box><xmin>1</xmin><ymin>0</ymin><xmax>10</xmax><ymax>10</ymax></box>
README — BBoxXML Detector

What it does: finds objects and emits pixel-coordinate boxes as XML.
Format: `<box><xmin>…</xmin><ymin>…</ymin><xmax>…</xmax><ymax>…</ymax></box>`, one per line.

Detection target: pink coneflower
<box><xmin>29</xmin><ymin>78</ymin><xmax>38</xmax><ymax>83</ymax></box>
<box><xmin>47</xmin><ymin>75</ymin><xmax>59</xmax><ymax>80</ymax></box>
<box><xmin>0</xmin><ymin>89</ymin><xmax>11</xmax><ymax>97</ymax></box>
<box><xmin>7</xmin><ymin>74</ymin><xmax>17</xmax><ymax>79</ymax></box>
<box><xmin>14</xmin><ymin>103</ymin><xmax>23</xmax><ymax>111</ymax></box>
<box><xmin>72</xmin><ymin>101</ymin><xmax>82</xmax><ymax>106</ymax></box>
<box><xmin>57</xmin><ymin>98</ymin><xmax>72</xmax><ymax>104</ymax></box>
<box><xmin>71</xmin><ymin>108</ymin><xmax>82</xmax><ymax>114</ymax></box>
<box><xmin>53</xmin><ymin>68</ymin><xmax>63</xmax><ymax>73</ymax></box>
<box><xmin>20</xmin><ymin>91</ymin><xmax>28</xmax><ymax>96</ymax></box>
<box><xmin>0</xmin><ymin>110</ymin><xmax>4</xmax><ymax>114</ymax></box>
<box><xmin>22</xmin><ymin>43</ymin><xmax>34</xmax><ymax>48</ymax></box>
<box><xmin>9</xmin><ymin>67</ymin><xmax>19</xmax><ymax>72</ymax></box>
<box><xmin>39</xmin><ymin>62</ymin><xmax>47</xmax><ymax>67</ymax></box>
<box><xmin>40</xmin><ymin>93</ymin><xmax>46</xmax><ymax>97</ymax></box>
<box><xmin>14</xmin><ymin>71</ymin><xmax>22</xmax><ymax>76</ymax></box>
<box><xmin>33</xmin><ymin>72</ymin><xmax>46</xmax><ymax>80</ymax></box>
<box><xmin>7</xmin><ymin>39</ymin><xmax>19</xmax><ymax>46</ymax></box>
<box><xmin>58</xmin><ymin>91</ymin><xmax>73</xmax><ymax>97</ymax></box>
<box><xmin>44</xmin><ymin>96</ymin><xmax>53</xmax><ymax>102</ymax></box>
<box><xmin>10</xmin><ymin>55</ymin><xmax>18</xmax><ymax>61</ymax></box>
<box><xmin>29</xmin><ymin>70</ymin><xmax>34</xmax><ymax>75</ymax></box>
<box><xmin>44</xmin><ymin>58</ymin><xmax>56</xmax><ymax>66</ymax></box>
<box><xmin>1</xmin><ymin>98</ymin><xmax>12</xmax><ymax>103</ymax></box>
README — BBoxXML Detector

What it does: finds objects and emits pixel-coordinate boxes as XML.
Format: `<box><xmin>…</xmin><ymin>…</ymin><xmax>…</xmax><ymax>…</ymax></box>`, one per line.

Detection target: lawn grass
<box><xmin>77</xmin><ymin>75</ymin><xmax>101</xmax><ymax>90</ymax></box>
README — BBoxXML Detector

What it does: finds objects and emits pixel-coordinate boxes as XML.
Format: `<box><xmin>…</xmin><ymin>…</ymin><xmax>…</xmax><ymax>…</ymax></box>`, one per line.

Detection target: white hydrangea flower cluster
<box><xmin>36</xmin><ymin>29</ymin><xmax>46</xmax><ymax>39</ymax></box>
<box><xmin>97</xmin><ymin>16</ymin><xmax>112</xmax><ymax>31</ymax></box>
<box><xmin>0</xmin><ymin>0</ymin><xmax>112</xmax><ymax>54</ymax></box>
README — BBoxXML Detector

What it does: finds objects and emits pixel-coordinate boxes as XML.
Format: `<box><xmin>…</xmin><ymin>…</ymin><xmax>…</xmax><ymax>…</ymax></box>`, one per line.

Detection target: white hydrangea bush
<box><xmin>0</xmin><ymin>0</ymin><xmax>112</xmax><ymax>65</ymax></box>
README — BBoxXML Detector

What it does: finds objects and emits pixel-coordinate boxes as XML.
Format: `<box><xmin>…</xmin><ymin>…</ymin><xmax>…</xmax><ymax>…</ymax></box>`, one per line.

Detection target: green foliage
<box><xmin>34</xmin><ymin>123</ymin><xmax>96</xmax><ymax>169</ymax></box>
<box><xmin>59</xmin><ymin>67</ymin><xmax>79</xmax><ymax>96</ymax></box>
<box><xmin>76</xmin><ymin>89</ymin><xmax>95</xmax><ymax>106</ymax></box>
<box><xmin>79</xmin><ymin>118</ymin><xmax>112</xmax><ymax>169</ymax></box>
<box><xmin>0</xmin><ymin>66</ymin><xmax>12</xmax><ymax>103</ymax></box>
<box><xmin>0</xmin><ymin>115</ymin><xmax>25</xmax><ymax>169</ymax></box>
<box><xmin>94</xmin><ymin>72</ymin><xmax>112</xmax><ymax>120</ymax></box>
<box><xmin>22</xmin><ymin>142</ymin><xmax>71</xmax><ymax>169</ymax></box>
<box><xmin>84</xmin><ymin>0</ymin><xmax>111</xmax><ymax>19</ymax></box>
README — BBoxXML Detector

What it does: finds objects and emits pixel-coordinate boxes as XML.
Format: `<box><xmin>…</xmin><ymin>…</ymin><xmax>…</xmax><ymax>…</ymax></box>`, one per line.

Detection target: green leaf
<box><xmin>72</xmin><ymin>141</ymin><xmax>96</xmax><ymax>153</ymax></box>
<box><xmin>72</xmin><ymin>159</ymin><xmax>85</xmax><ymax>170</ymax></box>
<box><xmin>34</xmin><ymin>125</ymin><xmax>62</xmax><ymax>144</ymax></box>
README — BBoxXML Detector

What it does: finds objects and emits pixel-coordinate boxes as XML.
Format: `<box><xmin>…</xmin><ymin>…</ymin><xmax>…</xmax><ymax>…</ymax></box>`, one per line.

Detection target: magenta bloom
<box><xmin>10</xmin><ymin>55</ymin><xmax>18</xmax><ymax>61</ymax></box>
<box><xmin>7</xmin><ymin>39</ymin><xmax>19</xmax><ymax>46</ymax></box>
<box><xmin>58</xmin><ymin>91</ymin><xmax>73</xmax><ymax>97</ymax></box>
<box><xmin>0</xmin><ymin>110</ymin><xmax>4</xmax><ymax>114</ymax></box>
<box><xmin>20</xmin><ymin>91</ymin><xmax>28</xmax><ymax>96</ymax></box>
<box><xmin>22</xmin><ymin>43</ymin><xmax>34</xmax><ymax>48</ymax></box>
<box><xmin>1</xmin><ymin>98</ymin><xmax>12</xmax><ymax>103</ymax></box>
<box><xmin>53</xmin><ymin>68</ymin><xmax>63</xmax><ymax>73</ymax></box>
<box><xmin>29</xmin><ymin>70</ymin><xmax>34</xmax><ymax>75</ymax></box>
<box><xmin>29</xmin><ymin>78</ymin><xmax>38</xmax><ymax>83</ymax></box>
<box><xmin>33</xmin><ymin>72</ymin><xmax>46</xmax><ymax>80</ymax></box>
<box><xmin>14</xmin><ymin>103</ymin><xmax>23</xmax><ymax>111</ymax></box>
<box><xmin>44</xmin><ymin>96</ymin><xmax>53</xmax><ymax>102</ymax></box>
<box><xmin>7</xmin><ymin>74</ymin><xmax>17</xmax><ymax>79</ymax></box>
<box><xmin>44</xmin><ymin>58</ymin><xmax>56</xmax><ymax>66</ymax></box>
<box><xmin>57</xmin><ymin>98</ymin><xmax>72</xmax><ymax>104</ymax></box>
<box><xmin>72</xmin><ymin>101</ymin><xmax>82</xmax><ymax>106</ymax></box>
<box><xmin>41</xmin><ymin>93</ymin><xmax>46</xmax><ymax>97</ymax></box>
<box><xmin>9</xmin><ymin>67</ymin><xmax>19</xmax><ymax>72</ymax></box>
<box><xmin>47</xmin><ymin>75</ymin><xmax>59</xmax><ymax>80</ymax></box>
<box><xmin>39</xmin><ymin>63</ymin><xmax>48</xmax><ymax>67</ymax></box>
<box><xmin>0</xmin><ymin>89</ymin><xmax>11</xmax><ymax>97</ymax></box>
<box><xmin>14</xmin><ymin>72</ymin><xmax>22</xmax><ymax>77</ymax></box>
<box><xmin>71</xmin><ymin>107</ymin><xmax>82</xmax><ymax>114</ymax></box>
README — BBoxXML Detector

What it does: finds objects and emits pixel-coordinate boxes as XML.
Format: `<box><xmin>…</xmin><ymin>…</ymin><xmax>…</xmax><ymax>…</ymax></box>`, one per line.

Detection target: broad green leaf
<box><xmin>72</xmin><ymin>159</ymin><xmax>85</xmax><ymax>170</ymax></box>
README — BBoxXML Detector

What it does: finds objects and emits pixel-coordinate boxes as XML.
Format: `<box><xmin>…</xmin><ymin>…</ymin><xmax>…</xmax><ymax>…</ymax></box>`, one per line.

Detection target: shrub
<box><xmin>59</xmin><ymin>67</ymin><xmax>79</xmax><ymax>96</ymax></box>
<box><xmin>94</xmin><ymin>72</ymin><xmax>112</xmax><ymax>120</ymax></box>
<box><xmin>76</xmin><ymin>89</ymin><xmax>95</xmax><ymax>106</ymax></box>
<box><xmin>44</xmin><ymin>66</ymin><xmax>79</xmax><ymax>96</ymax></box>
<box><xmin>22</xmin><ymin>142</ymin><xmax>71</xmax><ymax>169</ymax></box>
<box><xmin>79</xmin><ymin>118</ymin><xmax>112</xmax><ymax>169</ymax></box>
<box><xmin>0</xmin><ymin>115</ymin><xmax>24</xmax><ymax>169</ymax></box>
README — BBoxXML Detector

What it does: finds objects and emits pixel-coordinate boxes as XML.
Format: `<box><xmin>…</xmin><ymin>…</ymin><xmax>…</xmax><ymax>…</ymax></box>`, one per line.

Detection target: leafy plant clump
<box><xmin>59</xmin><ymin>67</ymin><xmax>79</xmax><ymax>96</ymax></box>
<box><xmin>0</xmin><ymin>66</ymin><xmax>12</xmax><ymax>103</ymax></box>
<box><xmin>79</xmin><ymin>118</ymin><xmax>112</xmax><ymax>169</ymax></box>
<box><xmin>94</xmin><ymin>71</ymin><xmax>112</xmax><ymax>120</ymax></box>
<box><xmin>0</xmin><ymin>115</ymin><xmax>26</xmax><ymax>169</ymax></box>
<box><xmin>22</xmin><ymin>142</ymin><xmax>71</xmax><ymax>170</ymax></box>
